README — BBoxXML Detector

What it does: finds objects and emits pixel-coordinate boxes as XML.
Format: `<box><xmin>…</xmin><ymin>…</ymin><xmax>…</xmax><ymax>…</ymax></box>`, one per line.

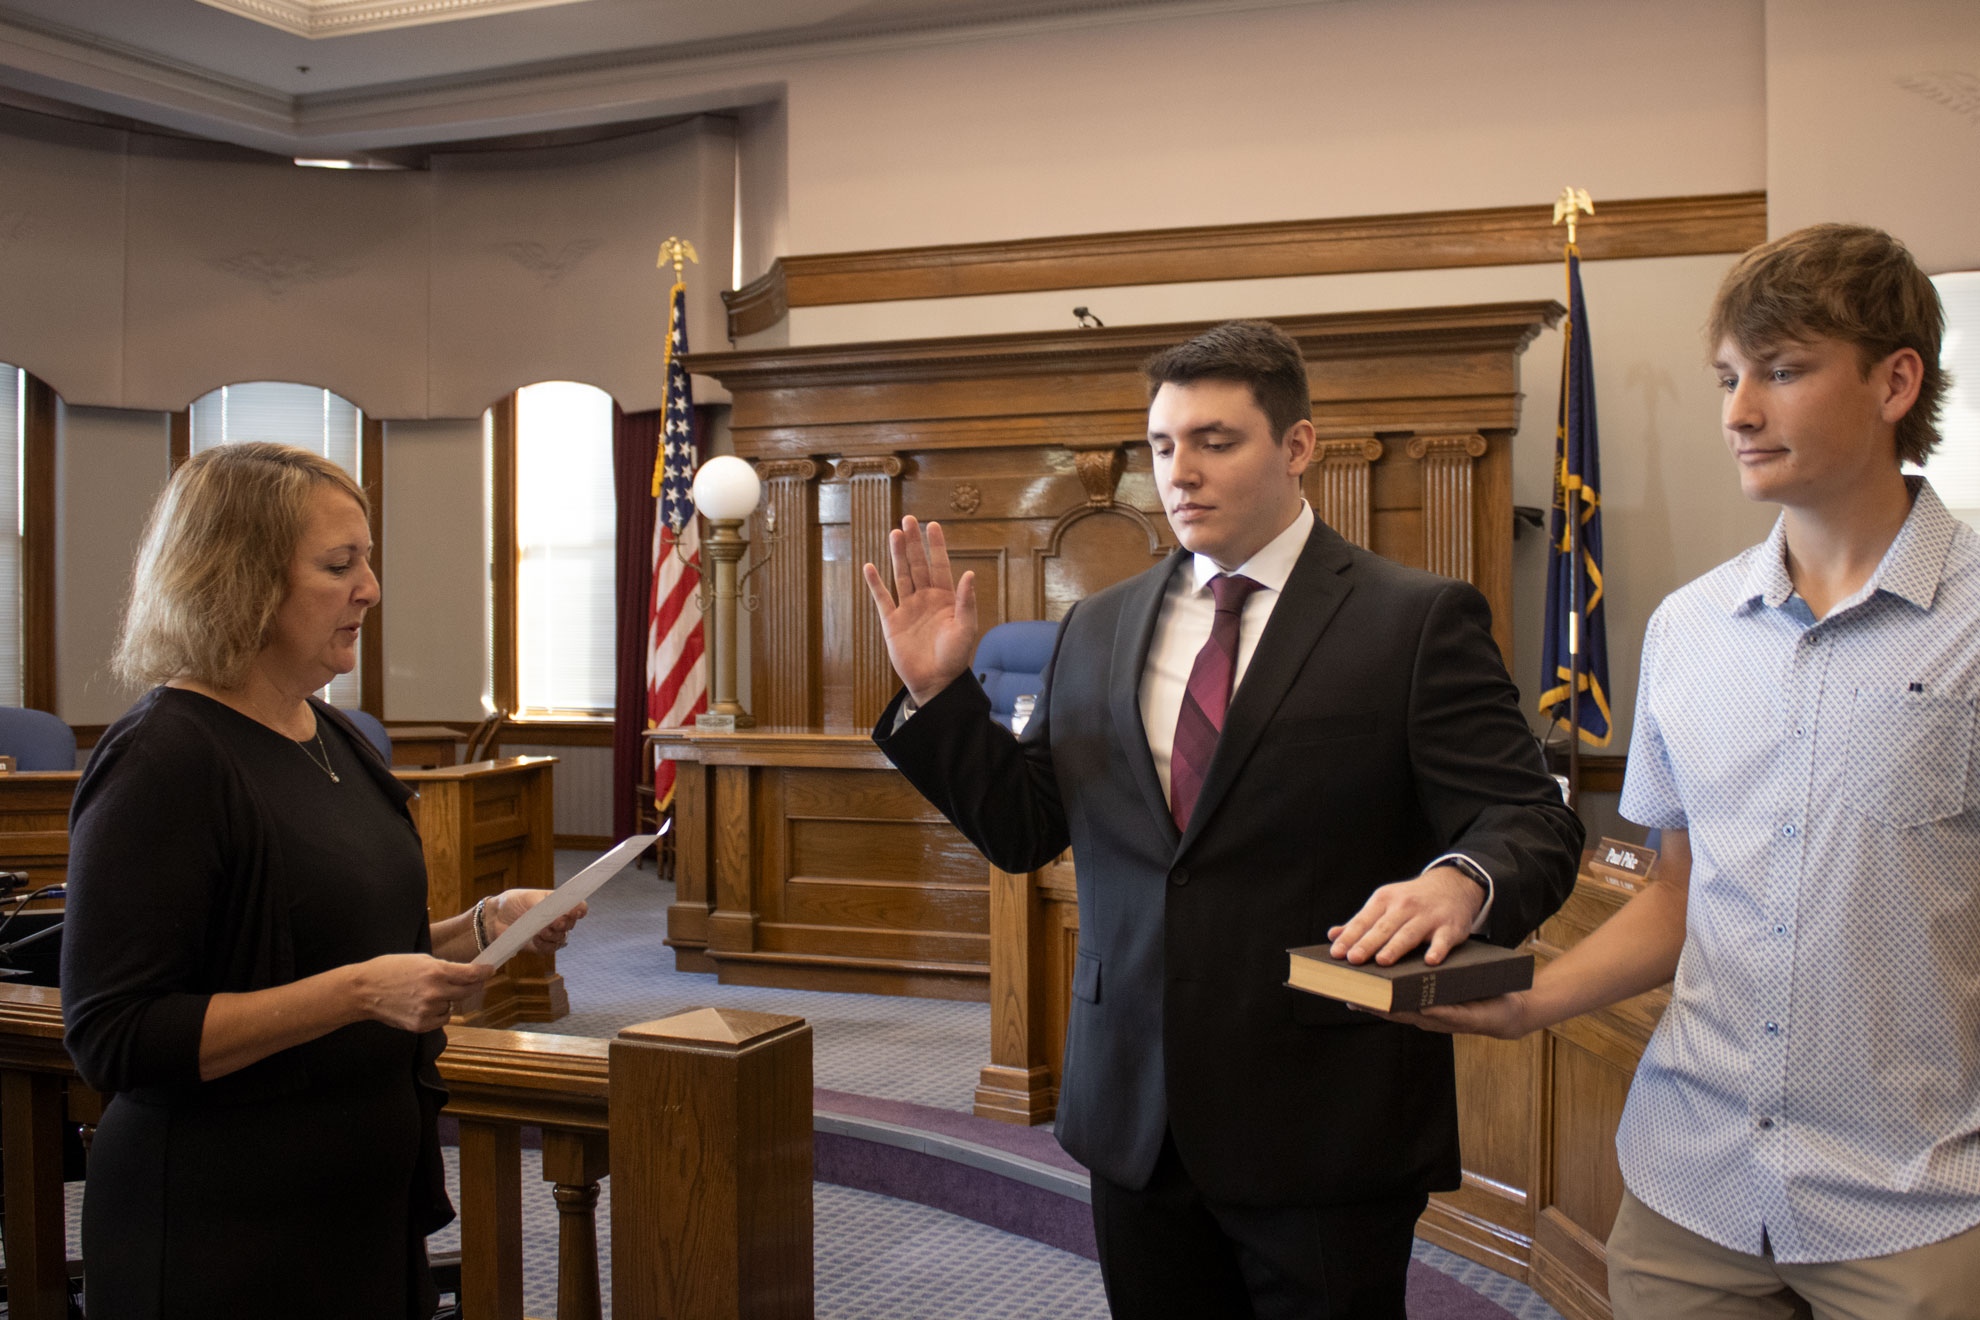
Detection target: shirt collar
<box><xmin>1733</xmin><ymin>477</ymin><xmax>1957</xmax><ymax>617</ymax></box>
<box><xmin>1188</xmin><ymin>501</ymin><xmax>1314</xmax><ymax>596</ymax></box>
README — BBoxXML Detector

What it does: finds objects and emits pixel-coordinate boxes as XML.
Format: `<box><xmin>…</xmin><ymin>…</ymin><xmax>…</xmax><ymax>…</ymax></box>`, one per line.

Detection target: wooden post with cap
<box><xmin>609</xmin><ymin>1006</ymin><xmax>813</xmax><ymax>1319</ymax></box>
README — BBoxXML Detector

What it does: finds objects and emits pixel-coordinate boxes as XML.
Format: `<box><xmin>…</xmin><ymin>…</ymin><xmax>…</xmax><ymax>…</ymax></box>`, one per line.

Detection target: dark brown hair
<box><xmin>1708</xmin><ymin>223</ymin><xmax>1947</xmax><ymax>465</ymax></box>
<box><xmin>1142</xmin><ymin>319</ymin><xmax>1312</xmax><ymax>441</ymax></box>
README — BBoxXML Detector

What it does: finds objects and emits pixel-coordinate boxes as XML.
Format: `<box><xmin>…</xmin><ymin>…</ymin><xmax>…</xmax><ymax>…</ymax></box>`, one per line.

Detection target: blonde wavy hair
<box><xmin>115</xmin><ymin>442</ymin><xmax>368</xmax><ymax>690</ymax></box>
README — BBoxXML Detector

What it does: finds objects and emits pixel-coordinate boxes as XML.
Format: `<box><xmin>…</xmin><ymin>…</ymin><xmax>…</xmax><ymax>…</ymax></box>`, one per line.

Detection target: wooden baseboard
<box><xmin>1418</xmin><ymin>1193</ymin><xmax>1533</xmax><ymax>1283</ymax></box>
<box><xmin>712</xmin><ymin>955</ymin><xmax>990</xmax><ymax>1003</ymax></box>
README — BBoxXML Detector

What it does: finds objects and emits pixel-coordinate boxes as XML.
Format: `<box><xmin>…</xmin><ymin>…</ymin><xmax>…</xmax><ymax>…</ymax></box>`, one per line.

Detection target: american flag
<box><xmin>647</xmin><ymin>280</ymin><xmax>705</xmax><ymax>811</ymax></box>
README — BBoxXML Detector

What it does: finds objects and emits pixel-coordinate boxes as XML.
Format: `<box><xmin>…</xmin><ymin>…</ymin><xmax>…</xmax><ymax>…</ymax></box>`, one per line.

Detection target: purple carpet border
<box><xmin>813</xmin><ymin>1129</ymin><xmax>1100</xmax><ymax>1259</ymax></box>
<box><xmin>812</xmin><ymin>1087</ymin><xmax>1085</xmax><ymax>1173</ymax></box>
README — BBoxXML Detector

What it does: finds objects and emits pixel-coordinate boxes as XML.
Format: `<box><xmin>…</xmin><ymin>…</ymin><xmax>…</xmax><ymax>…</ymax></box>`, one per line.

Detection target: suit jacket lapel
<box><xmin>1175</xmin><ymin>521</ymin><xmax>1355</xmax><ymax>855</ymax></box>
<box><xmin>1112</xmin><ymin>549</ymin><xmax>1187</xmax><ymax>843</ymax></box>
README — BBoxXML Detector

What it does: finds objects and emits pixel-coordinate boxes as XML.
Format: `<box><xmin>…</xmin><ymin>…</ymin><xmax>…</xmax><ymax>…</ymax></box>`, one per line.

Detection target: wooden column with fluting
<box><xmin>757</xmin><ymin>459</ymin><xmax>821</xmax><ymax>727</ymax></box>
<box><xmin>1410</xmin><ymin>432</ymin><xmax>1488</xmax><ymax>581</ymax></box>
<box><xmin>610</xmin><ymin>1007</ymin><xmax>813</xmax><ymax>1320</ymax></box>
<box><xmin>836</xmin><ymin>455</ymin><xmax>905</xmax><ymax>728</ymax></box>
<box><xmin>1312</xmin><ymin>437</ymin><xmax>1383</xmax><ymax>548</ymax></box>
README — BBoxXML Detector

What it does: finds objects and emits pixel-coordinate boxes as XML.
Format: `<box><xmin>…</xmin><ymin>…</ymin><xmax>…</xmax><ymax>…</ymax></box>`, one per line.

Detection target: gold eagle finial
<box><xmin>657</xmin><ymin>237</ymin><xmax>699</xmax><ymax>278</ymax></box>
<box><xmin>1552</xmin><ymin>187</ymin><xmax>1594</xmax><ymax>246</ymax></box>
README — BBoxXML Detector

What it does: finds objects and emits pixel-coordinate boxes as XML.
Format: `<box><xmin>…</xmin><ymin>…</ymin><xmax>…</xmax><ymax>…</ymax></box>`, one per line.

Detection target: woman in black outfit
<box><xmin>61</xmin><ymin>442</ymin><xmax>585</xmax><ymax>1318</ymax></box>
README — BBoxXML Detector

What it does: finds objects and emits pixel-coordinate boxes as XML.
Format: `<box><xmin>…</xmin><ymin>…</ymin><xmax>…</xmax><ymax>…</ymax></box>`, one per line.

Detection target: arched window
<box><xmin>188</xmin><ymin>381</ymin><xmax>367</xmax><ymax>707</ymax></box>
<box><xmin>502</xmin><ymin>381</ymin><xmax>617</xmax><ymax>718</ymax></box>
<box><xmin>1915</xmin><ymin>271</ymin><xmax>1980</xmax><ymax>527</ymax></box>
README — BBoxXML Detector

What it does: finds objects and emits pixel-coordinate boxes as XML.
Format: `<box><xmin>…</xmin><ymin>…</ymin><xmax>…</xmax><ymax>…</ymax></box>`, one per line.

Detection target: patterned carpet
<box><xmin>500</xmin><ymin>850</ymin><xmax>1567</xmax><ymax>1320</ymax></box>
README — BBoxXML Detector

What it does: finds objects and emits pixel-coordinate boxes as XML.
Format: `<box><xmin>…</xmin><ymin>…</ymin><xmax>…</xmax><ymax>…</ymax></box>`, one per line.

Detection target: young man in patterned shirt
<box><xmin>1397</xmin><ymin>224</ymin><xmax>1979</xmax><ymax>1319</ymax></box>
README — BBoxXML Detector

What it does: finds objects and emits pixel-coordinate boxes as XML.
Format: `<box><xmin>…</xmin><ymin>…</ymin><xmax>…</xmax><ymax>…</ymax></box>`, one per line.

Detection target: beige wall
<box><xmin>740</xmin><ymin>0</ymin><xmax>1777</xmax><ymax>753</ymax></box>
<box><xmin>54</xmin><ymin>403</ymin><xmax>170</xmax><ymax>726</ymax></box>
<box><xmin>777</xmin><ymin>0</ymin><xmax>1766</xmax><ymax>252</ymax></box>
<box><xmin>1767</xmin><ymin>0</ymin><xmax>1980</xmax><ymax>273</ymax></box>
<box><xmin>22</xmin><ymin>0</ymin><xmax>1978</xmax><ymax>813</ymax></box>
<box><xmin>0</xmin><ymin>112</ymin><xmax>736</xmax><ymax>416</ymax></box>
<box><xmin>381</xmin><ymin>418</ymin><xmax>489</xmax><ymax>723</ymax></box>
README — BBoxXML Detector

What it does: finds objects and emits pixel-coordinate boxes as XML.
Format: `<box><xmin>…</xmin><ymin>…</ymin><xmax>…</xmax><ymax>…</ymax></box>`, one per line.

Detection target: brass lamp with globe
<box><xmin>679</xmin><ymin>455</ymin><xmax>774</xmax><ymax>731</ymax></box>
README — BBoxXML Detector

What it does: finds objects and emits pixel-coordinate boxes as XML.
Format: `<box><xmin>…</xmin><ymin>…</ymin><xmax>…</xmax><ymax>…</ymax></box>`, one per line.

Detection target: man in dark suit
<box><xmin>864</xmin><ymin>319</ymin><xmax>1581</xmax><ymax>1319</ymax></box>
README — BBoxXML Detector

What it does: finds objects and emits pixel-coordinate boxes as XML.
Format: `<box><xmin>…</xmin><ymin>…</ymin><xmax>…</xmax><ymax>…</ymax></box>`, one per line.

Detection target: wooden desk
<box><xmin>0</xmin><ymin>773</ymin><xmax>79</xmax><ymax>896</ymax></box>
<box><xmin>389</xmin><ymin>724</ymin><xmax>463</xmax><ymax>769</ymax></box>
<box><xmin>400</xmin><ymin>756</ymin><xmax>565</xmax><ymax>1029</ymax></box>
<box><xmin>654</xmin><ymin>729</ymin><xmax>990</xmax><ymax>1000</ymax></box>
<box><xmin>0</xmin><ymin>761</ymin><xmax>571</xmax><ymax>1026</ymax></box>
<box><xmin>988</xmin><ymin>847</ymin><xmax>1664</xmax><ymax>1320</ymax></box>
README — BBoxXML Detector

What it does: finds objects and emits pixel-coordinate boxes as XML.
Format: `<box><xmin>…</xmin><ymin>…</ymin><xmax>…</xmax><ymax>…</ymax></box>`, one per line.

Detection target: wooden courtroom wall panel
<box><xmin>657</xmin><ymin>732</ymin><xmax>996</xmax><ymax>1000</ymax></box>
<box><xmin>1523</xmin><ymin>867</ymin><xmax>1668</xmax><ymax>1320</ymax></box>
<box><xmin>690</xmin><ymin>300</ymin><xmax>1560</xmax><ymax>732</ymax></box>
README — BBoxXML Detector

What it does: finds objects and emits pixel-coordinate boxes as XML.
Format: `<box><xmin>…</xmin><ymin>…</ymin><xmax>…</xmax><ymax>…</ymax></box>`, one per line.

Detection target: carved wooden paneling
<box><xmin>400</xmin><ymin>757</ymin><xmax>564</xmax><ymax>1029</ymax></box>
<box><xmin>1037</xmin><ymin>505</ymin><xmax>1169</xmax><ymax>621</ymax></box>
<box><xmin>653</xmin><ymin>731</ymin><xmax>994</xmax><ymax>1000</ymax></box>
<box><xmin>1411</xmin><ymin>432</ymin><xmax>1489</xmax><ymax>582</ymax></box>
<box><xmin>835</xmin><ymin>455</ymin><xmax>905</xmax><ymax>729</ymax></box>
<box><xmin>0</xmin><ymin>773</ymin><xmax>78</xmax><ymax>892</ymax></box>
<box><xmin>1309</xmin><ymin>436</ymin><xmax>1383</xmax><ymax>548</ymax></box>
<box><xmin>687</xmin><ymin>301</ymin><xmax>1560</xmax><ymax>734</ymax></box>
<box><xmin>756</xmin><ymin>458</ymin><xmax>820</xmax><ymax>727</ymax></box>
<box><xmin>724</xmin><ymin>192</ymin><xmax>1764</xmax><ymax>335</ymax></box>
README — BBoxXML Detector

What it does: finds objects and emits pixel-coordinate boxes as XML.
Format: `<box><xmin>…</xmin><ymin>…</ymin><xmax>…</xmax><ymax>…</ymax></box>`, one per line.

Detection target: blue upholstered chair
<box><xmin>337</xmin><ymin>708</ymin><xmax>394</xmax><ymax>764</ymax></box>
<box><xmin>974</xmin><ymin>620</ymin><xmax>1060</xmax><ymax>731</ymax></box>
<box><xmin>0</xmin><ymin>707</ymin><xmax>76</xmax><ymax>771</ymax></box>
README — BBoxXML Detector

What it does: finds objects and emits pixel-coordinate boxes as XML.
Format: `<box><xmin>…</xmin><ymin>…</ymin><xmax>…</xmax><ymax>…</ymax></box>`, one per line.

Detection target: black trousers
<box><xmin>1088</xmin><ymin>1131</ymin><xmax>1428</xmax><ymax>1320</ymax></box>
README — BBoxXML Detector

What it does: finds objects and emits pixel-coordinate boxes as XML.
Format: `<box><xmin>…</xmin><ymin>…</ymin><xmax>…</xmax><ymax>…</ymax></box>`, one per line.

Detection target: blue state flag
<box><xmin>1539</xmin><ymin>247</ymin><xmax>1612</xmax><ymax>746</ymax></box>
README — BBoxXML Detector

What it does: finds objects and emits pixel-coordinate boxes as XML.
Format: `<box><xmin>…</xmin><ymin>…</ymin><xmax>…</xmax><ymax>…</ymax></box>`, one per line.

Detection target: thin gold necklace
<box><xmin>297</xmin><ymin>726</ymin><xmax>341</xmax><ymax>783</ymax></box>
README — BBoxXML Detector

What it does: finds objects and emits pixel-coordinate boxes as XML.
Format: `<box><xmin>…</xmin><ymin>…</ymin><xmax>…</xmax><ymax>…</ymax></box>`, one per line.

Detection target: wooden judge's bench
<box><xmin>661</xmin><ymin>303</ymin><xmax>1659</xmax><ymax>1316</ymax></box>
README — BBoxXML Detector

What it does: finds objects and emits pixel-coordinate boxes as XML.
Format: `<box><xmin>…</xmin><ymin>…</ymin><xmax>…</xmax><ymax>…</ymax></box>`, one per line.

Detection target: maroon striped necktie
<box><xmin>1169</xmin><ymin>573</ymin><xmax>1261</xmax><ymax>831</ymax></box>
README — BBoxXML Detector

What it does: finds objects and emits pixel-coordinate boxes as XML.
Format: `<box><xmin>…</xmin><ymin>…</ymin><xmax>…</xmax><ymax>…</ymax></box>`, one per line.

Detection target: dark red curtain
<box><xmin>611</xmin><ymin>403</ymin><xmax>714</xmax><ymax>840</ymax></box>
<box><xmin>610</xmin><ymin>406</ymin><xmax>662</xmax><ymax>841</ymax></box>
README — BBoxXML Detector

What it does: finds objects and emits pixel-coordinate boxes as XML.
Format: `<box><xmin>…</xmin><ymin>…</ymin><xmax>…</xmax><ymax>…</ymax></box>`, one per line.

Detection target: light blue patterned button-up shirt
<box><xmin>1618</xmin><ymin>479</ymin><xmax>1980</xmax><ymax>1263</ymax></box>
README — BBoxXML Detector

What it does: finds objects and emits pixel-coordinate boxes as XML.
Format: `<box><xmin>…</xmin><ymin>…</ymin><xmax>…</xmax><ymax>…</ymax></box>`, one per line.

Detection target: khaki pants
<box><xmin>1607</xmin><ymin>1188</ymin><xmax>1980</xmax><ymax>1320</ymax></box>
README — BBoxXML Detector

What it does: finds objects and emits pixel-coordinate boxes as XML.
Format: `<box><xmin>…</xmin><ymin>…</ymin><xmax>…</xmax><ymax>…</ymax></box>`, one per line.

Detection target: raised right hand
<box><xmin>350</xmin><ymin>954</ymin><xmax>495</xmax><ymax>1033</ymax></box>
<box><xmin>861</xmin><ymin>515</ymin><xmax>979</xmax><ymax>706</ymax></box>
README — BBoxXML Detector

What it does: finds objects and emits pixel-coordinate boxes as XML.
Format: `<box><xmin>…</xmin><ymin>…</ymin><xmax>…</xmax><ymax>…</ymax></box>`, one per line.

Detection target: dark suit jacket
<box><xmin>877</xmin><ymin>518</ymin><xmax>1581</xmax><ymax>1206</ymax></box>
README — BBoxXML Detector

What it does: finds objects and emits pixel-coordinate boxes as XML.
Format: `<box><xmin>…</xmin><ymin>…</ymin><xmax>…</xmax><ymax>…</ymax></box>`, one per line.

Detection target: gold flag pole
<box><xmin>1552</xmin><ymin>186</ymin><xmax>1592</xmax><ymax>810</ymax></box>
<box><xmin>653</xmin><ymin>238</ymin><xmax>699</xmax><ymax>499</ymax></box>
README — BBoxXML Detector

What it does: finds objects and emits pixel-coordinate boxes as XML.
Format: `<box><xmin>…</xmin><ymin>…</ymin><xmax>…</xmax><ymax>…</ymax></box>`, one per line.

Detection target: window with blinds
<box><xmin>514</xmin><ymin>381</ymin><xmax>616</xmax><ymax>717</ymax></box>
<box><xmin>0</xmin><ymin>365</ymin><xmax>20</xmax><ymax>709</ymax></box>
<box><xmin>188</xmin><ymin>382</ymin><xmax>365</xmax><ymax>707</ymax></box>
<box><xmin>1915</xmin><ymin>271</ymin><xmax>1980</xmax><ymax>528</ymax></box>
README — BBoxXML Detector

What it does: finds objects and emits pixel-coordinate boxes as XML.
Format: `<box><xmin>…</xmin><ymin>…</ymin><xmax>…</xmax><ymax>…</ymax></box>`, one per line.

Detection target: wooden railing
<box><xmin>0</xmin><ymin>986</ymin><xmax>814</xmax><ymax>1320</ymax></box>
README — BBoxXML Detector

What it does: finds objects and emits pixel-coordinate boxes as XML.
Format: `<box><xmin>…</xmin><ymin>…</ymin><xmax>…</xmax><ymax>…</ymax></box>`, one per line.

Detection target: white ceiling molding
<box><xmin>1</xmin><ymin>0</ymin><xmax>1331</xmax><ymax>156</ymax></box>
<box><xmin>191</xmin><ymin>0</ymin><xmax>596</xmax><ymax>40</ymax></box>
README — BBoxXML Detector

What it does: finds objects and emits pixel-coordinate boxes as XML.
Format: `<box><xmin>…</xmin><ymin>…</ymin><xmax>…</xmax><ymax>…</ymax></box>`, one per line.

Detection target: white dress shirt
<box><xmin>1138</xmin><ymin>502</ymin><xmax>1314</xmax><ymax>802</ymax></box>
<box><xmin>1135</xmin><ymin>502</ymin><xmax>1492</xmax><ymax>924</ymax></box>
<box><xmin>903</xmin><ymin>497</ymin><xmax>1491</xmax><ymax>920</ymax></box>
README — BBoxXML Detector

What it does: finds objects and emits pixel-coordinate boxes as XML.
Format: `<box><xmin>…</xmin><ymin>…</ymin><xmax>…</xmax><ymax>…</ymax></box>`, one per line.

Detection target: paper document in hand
<box><xmin>471</xmin><ymin>830</ymin><xmax>661</xmax><ymax>967</ymax></box>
